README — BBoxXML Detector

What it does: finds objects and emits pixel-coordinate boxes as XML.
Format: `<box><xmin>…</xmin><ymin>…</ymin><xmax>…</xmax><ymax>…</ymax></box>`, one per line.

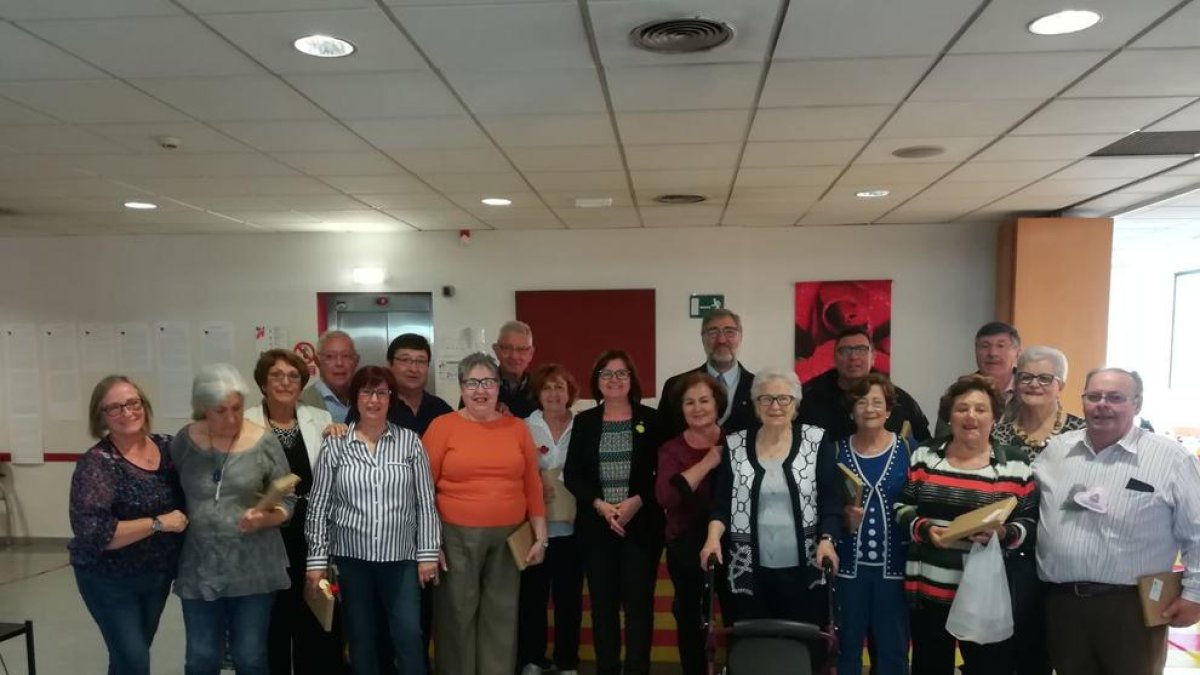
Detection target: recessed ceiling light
<box><xmin>123</xmin><ymin>201</ymin><xmax>157</xmax><ymax>210</ymax></box>
<box><xmin>1027</xmin><ymin>10</ymin><xmax>1102</xmax><ymax>36</ymax></box>
<box><xmin>293</xmin><ymin>34</ymin><xmax>356</xmax><ymax>58</ymax></box>
<box><xmin>481</xmin><ymin>197</ymin><xmax>512</xmax><ymax>206</ymax></box>
<box><xmin>575</xmin><ymin>197</ymin><xmax>614</xmax><ymax>208</ymax></box>
<box><xmin>855</xmin><ymin>189</ymin><xmax>890</xmax><ymax>199</ymax></box>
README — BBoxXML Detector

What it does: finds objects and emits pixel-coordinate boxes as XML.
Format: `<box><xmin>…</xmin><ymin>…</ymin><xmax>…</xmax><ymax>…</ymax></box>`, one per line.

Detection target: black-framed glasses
<box><xmin>358</xmin><ymin>388</ymin><xmax>392</xmax><ymax>400</ymax></box>
<box><xmin>755</xmin><ymin>394</ymin><xmax>796</xmax><ymax>408</ymax></box>
<box><xmin>1016</xmin><ymin>372</ymin><xmax>1057</xmax><ymax>386</ymax></box>
<box><xmin>702</xmin><ymin>327</ymin><xmax>741</xmax><ymax>340</ymax></box>
<box><xmin>267</xmin><ymin>371</ymin><xmax>302</xmax><ymax>383</ymax></box>
<box><xmin>101</xmin><ymin>398</ymin><xmax>144</xmax><ymax>417</ymax></box>
<box><xmin>463</xmin><ymin>377</ymin><xmax>500</xmax><ymax>390</ymax></box>
<box><xmin>835</xmin><ymin>345</ymin><xmax>871</xmax><ymax>357</ymax></box>
<box><xmin>1082</xmin><ymin>391</ymin><xmax>1130</xmax><ymax>404</ymax></box>
<box><xmin>598</xmin><ymin>369</ymin><xmax>631</xmax><ymax>381</ymax></box>
<box><xmin>392</xmin><ymin>356</ymin><xmax>430</xmax><ymax>367</ymax></box>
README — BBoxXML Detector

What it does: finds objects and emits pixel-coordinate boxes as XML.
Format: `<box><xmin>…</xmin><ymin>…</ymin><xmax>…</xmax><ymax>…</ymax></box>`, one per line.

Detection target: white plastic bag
<box><xmin>945</xmin><ymin>535</ymin><xmax>1014</xmax><ymax>644</ymax></box>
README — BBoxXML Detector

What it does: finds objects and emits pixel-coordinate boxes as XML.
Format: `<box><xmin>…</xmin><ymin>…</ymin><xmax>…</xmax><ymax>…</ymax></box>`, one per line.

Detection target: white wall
<box><xmin>0</xmin><ymin>223</ymin><xmax>996</xmax><ymax>537</ymax></box>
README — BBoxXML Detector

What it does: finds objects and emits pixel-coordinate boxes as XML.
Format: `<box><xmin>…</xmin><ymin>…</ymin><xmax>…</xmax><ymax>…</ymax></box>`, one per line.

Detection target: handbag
<box><xmin>946</xmin><ymin>535</ymin><xmax>1014</xmax><ymax>644</ymax></box>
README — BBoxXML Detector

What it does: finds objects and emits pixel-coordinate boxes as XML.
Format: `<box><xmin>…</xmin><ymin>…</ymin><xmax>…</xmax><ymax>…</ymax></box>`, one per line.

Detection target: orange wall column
<box><xmin>996</xmin><ymin>217</ymin><xmax>1113</xmax><ymax>416</ymax></box>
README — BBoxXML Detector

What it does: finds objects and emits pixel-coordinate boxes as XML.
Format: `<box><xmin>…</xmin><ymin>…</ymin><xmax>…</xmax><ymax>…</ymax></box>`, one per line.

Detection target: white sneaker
<box><xmin>520</xmin><ymin>665</ymin><xmax>543</xmax><ymax>675</ymax></box>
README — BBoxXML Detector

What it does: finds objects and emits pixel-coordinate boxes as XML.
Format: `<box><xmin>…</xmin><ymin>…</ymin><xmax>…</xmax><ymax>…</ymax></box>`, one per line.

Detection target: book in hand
<box><xmin>940</xmin><ymin>496</ymin><xmax>1018</xmax><ymax>543</ymax></box>
<box><xmin>1137</xmin><ymin>570</ymin><xmax>1183</xmax><ymax>627</ymax></box>
<box><xmin>837</xmin><ymin>463</ymin><xmax>865</xmax><ymax>506</ymax></box>
<box><xmin>542</xmin><ymin>468</ymin><xmax>576</xmax><ymax>523</ymax></box>
<box><xmin>255</xmin><ymin>474</ymin><xmax>300</xmax><ymax>512</ymax></box>
<box><xmin>506</xmin><ymin>521</ymin><xmax>541</xmax><ymax>571</ymax></box>
<box><xmin>305</xmin><ymin>577</ymin><xmax>336</xmax><ymax>632</ymax></box>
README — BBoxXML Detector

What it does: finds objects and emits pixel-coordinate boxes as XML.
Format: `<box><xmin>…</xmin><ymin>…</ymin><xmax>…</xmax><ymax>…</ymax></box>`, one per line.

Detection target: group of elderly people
<box><xmin>66</xmin><ymin>314</ymin><xmax>1198</xmax><ymax>675</ymax></box>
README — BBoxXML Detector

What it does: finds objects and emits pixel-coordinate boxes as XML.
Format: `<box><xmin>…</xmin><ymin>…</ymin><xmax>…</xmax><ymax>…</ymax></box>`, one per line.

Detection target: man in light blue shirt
<box><xmin>298</xmin><ymin>330</ymin><xmax>359</xmax><ymax>423</ymax></box>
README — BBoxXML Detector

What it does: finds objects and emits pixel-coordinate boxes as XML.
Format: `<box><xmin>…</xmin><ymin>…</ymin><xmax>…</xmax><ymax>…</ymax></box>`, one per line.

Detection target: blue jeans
<box><xmin>74</xmin><ymin>566</ymin><xmax>174</xmax><ymax>675</ymax></box>
<box><xmin>181</xmin><ymin>592</ymin><xmax>275</xmax><ymax>675</ymax></box>
<box><xmin>836</xmin><ymin>565</ymin><xmax>909</xmax><ymax>675</ymax></box>
<box><xmin>336</xmin><ymin>557</ymin><xmax>425</xmax><ymax>675</ymax></box>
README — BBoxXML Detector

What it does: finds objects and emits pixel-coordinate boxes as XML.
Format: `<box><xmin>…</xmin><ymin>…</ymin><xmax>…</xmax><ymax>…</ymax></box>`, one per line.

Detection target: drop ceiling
<box><xmin>2</xmin><ymin>0</ymin><xmax>1200</xmax><ymax>234</ymax></box>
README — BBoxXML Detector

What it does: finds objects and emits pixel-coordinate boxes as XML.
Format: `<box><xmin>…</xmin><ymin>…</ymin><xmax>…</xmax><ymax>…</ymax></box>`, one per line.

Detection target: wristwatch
<box><xmin>538</xmin><ymin>539</ymin><xmax>550</xmax><ymax>549</ymax></box>
<box><xmin>150</xmin><ymin>516</ymin><xmax>163</xmax><ymax>533</ymax></box>
<box><xmin>818</xmin><ymin>534</ymin><xmax>835</xmax><ymax>545</ymax></box>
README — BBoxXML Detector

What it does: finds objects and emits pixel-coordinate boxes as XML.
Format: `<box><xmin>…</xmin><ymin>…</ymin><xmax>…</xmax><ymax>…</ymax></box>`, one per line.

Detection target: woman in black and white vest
<box><xmin>700</xmin><ymin>367</ymin><xmax>843</xmax><ymax>625</ymax></box>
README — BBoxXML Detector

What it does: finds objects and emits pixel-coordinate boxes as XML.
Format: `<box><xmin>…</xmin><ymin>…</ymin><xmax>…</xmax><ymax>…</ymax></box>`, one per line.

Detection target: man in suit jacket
<box><xmin>297</xmin><ymin>330</ymin><xmax>360</xmax><ymax>423</ymax></box>
<box><xmin>659</xmin><ymin>308</ymin><xmax>756</xmax><ymax>438</ymax></box>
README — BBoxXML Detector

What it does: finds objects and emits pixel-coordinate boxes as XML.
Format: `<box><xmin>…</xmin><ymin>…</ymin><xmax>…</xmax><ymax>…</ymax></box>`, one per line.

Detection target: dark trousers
<box><xmin>583</xmin><ymin>533</ymin><xmax>663</xmax><ymax>675</ymax></box>
<box><xmin>835</xmin><ymin>566</ymin><xmax>908</xmax><ymax>675</ymax></box>
<box><xmin>74</xmin><ymin>566</ymin><xmax>174</xmax><ymax>675</ymax></box>
<box><xmin>909</xmin><ymin>603</ymin><xmax>1013</xmax><ymax>675</ymax></box>
<box><xmin>268</xmin><ymin>557</ymin><xmax>347</xmax><ymax>674</ymax></box>
<box><xmin>516</xmin><ymin>534</ymin><xmax>585</xmax><ymax>671</ymax></box>
<box><xmin>665</xmin><ymin>531</ymin><xmax>732</xmax><ymax>675</ymax></box>
<box><xmin>1045</xmin><ymin>585</ymin><xmax>1168</xmax><ymax>675</ymax></box>
<box><xmin>181</xmin><ymin>593</ymin><xmax>276</xmax><ymax>675</ymax></box>
<box><xmin>1005</xmin><ymin>551</ymin><xmax>1049</xmax><ymax>675</ymax></box>
<box><xmin>730</xmin><ymin>565</ymin><xmax>825</xmax><ymax>625</ymax></box>
<box><xmin>336</xmin><ymin>557</ymin><xmax>425</xmax><ymax>675</ymax></box>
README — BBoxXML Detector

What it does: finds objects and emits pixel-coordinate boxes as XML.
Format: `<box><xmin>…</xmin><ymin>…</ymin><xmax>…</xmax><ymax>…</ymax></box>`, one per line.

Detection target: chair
<box><xmin>0</xmin><ymin>620</ymin><xmax>36</xmax><ymax>674</ymax></box>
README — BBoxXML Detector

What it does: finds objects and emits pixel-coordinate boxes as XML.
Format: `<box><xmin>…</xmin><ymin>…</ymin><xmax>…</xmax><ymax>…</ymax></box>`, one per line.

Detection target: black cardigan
<box><xmin>563</xmin><ymin>402</ymin><xmax>666</xmax><ymax>548</ymax></box>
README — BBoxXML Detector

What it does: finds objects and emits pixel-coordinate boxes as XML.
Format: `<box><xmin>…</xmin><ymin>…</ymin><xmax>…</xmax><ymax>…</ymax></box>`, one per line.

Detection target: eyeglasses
<box><xmin>1082</xmin><ymin>391</ymin><xmax>1131</xmax><ymax>405</ymax></box>
<box><xmin>1016</xmin><ymin>372</ymin><xmax>1058</xmax><ymax>387</ymax></box>
<box><xmin>495</xmin><ymin>344</ymin><xmax>532</xmax><ymax>355</ymax></box>
<box><xmin>853</xmin><ymin>398</ymin><xmax>887</xmax><ymax>410</ymax></box>
<box><xmin>463</xmin><ymin>377</ymin><xmax>500</xmax><ymax>390</ymax></box>
<box><xmin>267</xmin><ymin>371</ymin><xmax>302</xmax><ymax>383</ymax></box>
<box><xmin>101</xmin><ymin>398</ymin><xmax>144</xmax><ymax>417</ymax></box>
<box><xmin>835</xmin><ymin>345</ymin><xmax>871</xmax><ymax>357</ymax></box>
<box><xmin>702</xmin><ymin>327</ymin><xmax>741</xmax><ymax>340</ymax></box>
<box><xmin>320</xmin><ymin>351</ymin><xmax>356</xmax><ymax>363</ymax></box>
<box><xmin>755</xmin><ymin>394</ymin><xmax>796</xmax><ymax>408</ymax></box>
<box><xmin>598</xmin><ymin>369</ymin><xmax>631</xmax><ymax>381</ymax></box>
<box><xmin>392</xmin><ymin>356</ymin><xmax>430</xmax><ymax>367</ymax></box>
<box><xmin>358</xmin><ymin>388</ymin><xmax>392</xmax><ymax>400</ymax></box>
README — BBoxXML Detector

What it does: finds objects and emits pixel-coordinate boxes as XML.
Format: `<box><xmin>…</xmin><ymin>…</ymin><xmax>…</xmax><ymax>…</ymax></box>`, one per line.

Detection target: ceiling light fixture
<box><xmin>481</xmin><ymin>197</ymin><xmax>512</xmax><ymax>206</ymax></box>
<box><xmin>575</xmin><ymin>197</ymin><xmax>614</xmax><ymax>208</ymax></box>
<box><xmin>855</xmin><ymin>189</ymin><xmax>890</xmax><ymax>199</ymax></box>
<box><xmin>351</xmin><ymin>267</ymin><xmax>386</xmax><ymax>285</ymax></box>
<box><xmin>123</xmin><ymin>201</ymin><xmax>157</xmax><ymax>210</ymax></box>
<box><xmin>1027</xmin><ymin>10</ymin><xmax>1102</xmax><ymax>36</ymax></box>
<box><xmin>293</xmin><ymin>34</ymin><xmax>356</xmax><ymax>58</ymax></box>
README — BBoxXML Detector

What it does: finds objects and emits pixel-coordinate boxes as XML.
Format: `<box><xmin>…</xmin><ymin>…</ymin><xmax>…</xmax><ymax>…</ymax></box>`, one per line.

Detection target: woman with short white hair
<box><xmin>992</xmin><ymin>346</ymin><xmax>1085</xmax><ymax>460</ymax></box>
<box><xmin>170</xmin><ymin>363</ymin><xmax>294</xmax><ymax>675</ymax></box>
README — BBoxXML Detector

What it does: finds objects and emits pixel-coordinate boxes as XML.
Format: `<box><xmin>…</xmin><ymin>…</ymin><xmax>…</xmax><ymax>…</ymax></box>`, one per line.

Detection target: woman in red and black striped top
<box><xmin>894</xmin><ymin>374</ymin><xmax>1037</xmax><ymax>675</ymax></box>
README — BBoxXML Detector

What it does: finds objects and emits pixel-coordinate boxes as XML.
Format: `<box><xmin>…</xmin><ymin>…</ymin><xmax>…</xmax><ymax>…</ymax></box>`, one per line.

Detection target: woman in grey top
<box><xmin>171</xmin><ymin>364</ymin><xmax>294</xmax><ymax>675</ymax></box>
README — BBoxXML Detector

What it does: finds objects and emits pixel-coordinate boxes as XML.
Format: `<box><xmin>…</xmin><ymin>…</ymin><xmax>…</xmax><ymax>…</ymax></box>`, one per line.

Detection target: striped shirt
<box><xmin>894</xmin><ymin>440</ymin><xmax>1037</xmax><ymax>605</ymax></box>
<box><xmin>305</xmin><ymin>422</ymin><xmax>440</xmax><ymax>570</ymax></box>
<box><xmin>1035</xmin><ymin>426</ymin><xmax>1200</xmax><ymax>602</ymax></box>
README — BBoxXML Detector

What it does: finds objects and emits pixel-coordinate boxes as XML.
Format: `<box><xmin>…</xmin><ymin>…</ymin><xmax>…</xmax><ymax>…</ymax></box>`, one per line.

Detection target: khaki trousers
<box><xmin>1045</xmin><ymin>585</ymin><xmax>1168</xmax><ymax>675</ymax></box>
<box><xmin>434</xmin><ymin>523</ymin><xmax>521</xmax><ymax>675</ymax></box>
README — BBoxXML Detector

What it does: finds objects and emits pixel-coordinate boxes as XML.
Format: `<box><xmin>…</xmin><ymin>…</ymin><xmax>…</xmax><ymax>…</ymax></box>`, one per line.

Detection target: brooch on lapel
<box><xmin>538</xmin><ymin>445</ymin><xmax>549</xmax><ymax>455</ymax></box>
<box><xmin>634</xmin><ymin>421</ymin><xmax>645</xmax><ymax>434</ymax></box>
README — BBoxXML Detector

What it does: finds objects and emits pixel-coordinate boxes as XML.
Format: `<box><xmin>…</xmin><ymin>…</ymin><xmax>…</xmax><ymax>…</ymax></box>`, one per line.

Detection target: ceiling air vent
<box><xmin>0</xmin><ymin>207</ymin><xmax>19</xmax><ymax>217</ymax></box>
<box><xmin>630</xmin><ymin>18</ymin><xmax>734</xmax><ymax>54</ymax></box>
<box><xmin>1090</xmin><ymin>131</ymin><xmax>1200</xmax><ymax>157</ymax></box>
<box><xmin>653</xmin><ymin>193</ymin><xmax>707</xmax><ymax>204</ymax></box>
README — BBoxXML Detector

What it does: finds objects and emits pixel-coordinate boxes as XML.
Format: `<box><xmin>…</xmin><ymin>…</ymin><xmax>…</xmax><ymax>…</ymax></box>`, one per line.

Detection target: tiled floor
<box><xmin>0</xmin><ymin>541</ymin><xmax>1197</xmax><ymax>675</ymax></box>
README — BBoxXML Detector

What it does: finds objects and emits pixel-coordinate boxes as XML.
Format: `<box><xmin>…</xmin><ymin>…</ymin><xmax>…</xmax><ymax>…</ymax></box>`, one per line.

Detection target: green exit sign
<box><xmin>689</xmin><ymin>294</ymin><xmax>725</xmax><ymax>318</ymax></box>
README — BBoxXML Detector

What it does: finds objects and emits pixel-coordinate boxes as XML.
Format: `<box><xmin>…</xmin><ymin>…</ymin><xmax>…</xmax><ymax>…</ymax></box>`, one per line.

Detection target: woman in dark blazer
<box><xmin>563</xmin><ymin>349</ymin><xmax>664</xmax><ymax>675</ymax></box>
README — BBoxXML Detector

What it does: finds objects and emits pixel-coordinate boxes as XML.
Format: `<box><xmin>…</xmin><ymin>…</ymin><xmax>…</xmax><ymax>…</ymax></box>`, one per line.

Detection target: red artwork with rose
<box><xmin>794</xmin><ymin>280</ymin><xmax>893</xmax><ymax>384</ymax></box>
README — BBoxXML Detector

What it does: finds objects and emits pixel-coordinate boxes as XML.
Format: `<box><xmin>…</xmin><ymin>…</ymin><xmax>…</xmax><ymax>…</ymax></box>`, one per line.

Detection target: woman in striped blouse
<box><xmin>894</xmin><ymin>374</ymin><xmax>1037</xmax><ymax>675</ymax></box>
<box><xmin>305</xmin><ymin>366</ymin><xmax>440</xmax><ymax>675</ymax></box>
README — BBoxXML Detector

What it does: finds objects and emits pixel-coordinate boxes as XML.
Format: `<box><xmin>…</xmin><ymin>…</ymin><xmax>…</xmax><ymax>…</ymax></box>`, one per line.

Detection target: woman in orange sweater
<box><xmin>422</xmin><ymin>352</ymin><xmax>547</xmax><ymax>675</ymax></box>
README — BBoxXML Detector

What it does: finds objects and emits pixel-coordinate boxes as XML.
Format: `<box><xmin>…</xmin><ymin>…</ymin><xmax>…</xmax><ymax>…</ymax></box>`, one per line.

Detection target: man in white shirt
<box><xmin>298</xmin><ymin>330</ymin><xmax>359</xmax><ymax>423</ymax></box>
<box><xmin>1036</xmin><ymin>367</ymin><xmax>1200</xmax><ymax>675</ymax></box>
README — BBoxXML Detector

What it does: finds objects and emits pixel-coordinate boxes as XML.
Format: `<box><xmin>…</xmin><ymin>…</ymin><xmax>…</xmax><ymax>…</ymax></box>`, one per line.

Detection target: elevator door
<box><xmin>323</xmin><ymin>293</ymin><xmax>434</xmax><ymax>383</ymax></box>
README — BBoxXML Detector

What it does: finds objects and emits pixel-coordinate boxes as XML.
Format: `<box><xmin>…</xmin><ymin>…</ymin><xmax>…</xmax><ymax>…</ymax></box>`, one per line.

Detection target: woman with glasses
<box><xmin>700</xmin><ymin>367</ymin><xmax>841</xmax><ymax>627</ymax></box>
<box><xmin>242</xmin><ymin>349</ymin><xmax>345</xmax><ymax>675</ymax></box>
<box><xmin>563</xmin><ymin>349</ymin><xmax>664</xmax><ymax>675</ymax></box>
<box><xmin>990</xmin><ymin>346</ymin><xmax>1084</xmax><ymax>675</ymax></box>
<box><xmin>306</xmin><ymin>365</ymin><xmax>440</xmax><ymax>675</ymax></box>
<box><xmin>171</xmin><ymin>364</ymin><xmax>294</xmax><ymax>675</ymax></box>
<box><xmin>69</xmin><ymin>376</ymin><xmax>187</xmax><ymax>675</ymax></box>
<box><xmin>422</xmin><ymin>352</ymin><xmax>547</xmax><ymax>675</ymax></box>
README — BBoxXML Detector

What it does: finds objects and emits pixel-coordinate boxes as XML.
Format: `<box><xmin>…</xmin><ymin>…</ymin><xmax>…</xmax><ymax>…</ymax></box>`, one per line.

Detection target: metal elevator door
<box><xmin>323</xmin><ymin>293</ymin><xmax>434</xmax><ymax>383</ymax></box>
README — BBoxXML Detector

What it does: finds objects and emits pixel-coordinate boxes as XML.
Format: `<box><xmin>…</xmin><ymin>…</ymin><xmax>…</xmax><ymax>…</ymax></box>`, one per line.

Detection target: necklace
<box><xmin>1012</xmin><ymin>405</ymin><xmax>1064</xmax><ymax>450</ymax></box>
<box><xmin>210</xmin><ymin>427</ymin><xmax>242</xmax><ymax>503</ymax></box>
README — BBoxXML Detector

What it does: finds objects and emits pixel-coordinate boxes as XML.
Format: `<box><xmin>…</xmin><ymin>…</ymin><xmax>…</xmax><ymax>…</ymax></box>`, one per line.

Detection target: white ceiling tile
<box><xmin>912</xmin><ymin>180</ymin><xmax>1032</xmax><ymax>202</ymax></box>
<box><xmin>839</xmin><ymin>162</ymin><xmax>960</xmax><ymax>185</ymax></box>
<box><xmin>82</xmin><ymin>121</ymin><xmax>251</xmax><ymax>153</ymax></box>
<box><xmin>775</xmin><ymin>0</ymin><xmax>976</xmax><ymax>59</ymax></box>
<box><xmin>302</xmin><ymin>210</ymin><xmax>403</xmax><ymax>225</ymax></box>
<box><xmin>1115</xmin><ymin>174</ymin><xmax>1200</xmax><ymax>196</ymax></box>
<box><xmin>220</xmin><ymin>210</ymin><xmax>319</xmax><ymax>225</ymax></box>
<box><xmin>875</xmin><ymin>207</ymin><xmax>974</xmax><ymax>224</ymax></box>
<box><xmin>215</xmin><ymin>120</ymin><xmax>371</xmax><ymax>152</ymax></box>
<box><xmin>761</xmin><ymin>58</ymin><xmax>933</xmax><ymax>108</ymax></box>
<box><xmin>721</xmin><ymin>208</ymin><xmax>803</xmax><ymax>227</ymax></box>
<box><xmin>180</xmin><ymin>0</ymin><xmax>371</xmax><ymax>12</ymax></box>
<box><xmin>280</xmin><ymin>220</ymin><xmax>414</xmax><ymax>233</ymax></box>
<box><xmin>855</xmin><ymin>136</ymin><xmax>993</xmax><ymax>163</ymax></box>
<box><xmin>133</xmin><ymin>76</ymin><xmax>328</xmax><ymax>122</ymax></box>
<box><xmin>1052</xmin><ymin>157</ymin><xmax>1187</xmax><ymax>180</ymax></box>
<box><xmin>64</xmin><ymin>153</ymin><xmax>298</xmax><ymax>178</ymax></box>
<box><xmin>320</xmin><ymin>175</ymin><xmax>430</xmax><ymax>194</ymax></box>
<box><xmin>483</xmin><ymin>214</ymin><xmax>565</xmax><ymax>230</ymax></box>
<box><xmin>272</xmin><ymin>151</ymin><xmax>406</xmax><ymax>176</ymax></box>
<box><xmin>631</xmin><ymin>169</ymin><xmax>734</xmax><ymax>191</ymax></box>
<box><xmin>943</xmin><ymin>160</ymin><xmax>1072</xmax><ymax>182</ymax></box>
<box><xmin>953</xmin><ymin>0</ymin><xmax>1181</xmax><ymax>53</ymax></box>
<box><xmin>0</xmin><ymin>23</ymin><xmax>106</xmax><ymax>80</ymax></box>
<box><xmin>0</xmin><ymin>0</ymin><xmax>179</xmax><ymax>20</ymax></box>
<box><xmin>554</xmin><ymin>206</ymin><xmax>641</xmax><ymax>229</ymax></box>
<box><xmin>345</xmin><ymin>116</ymin><xmax>490</xmax><ymax>149</ymax></box>
<box><xmin>0</xmin><ymin>80</ymin><xmax>187</xmax><ymax>123</ymax></box>
<box><xmin>1013</xmin><ymin>97</ymin><xmax>1193</xmax><ymax>136</ymax></box>
<box><xmin>1016</xmin><ymin>177</ymin><xmax>1128</xmax><ymax>198</ymax></box>
<box><xmin>286</xmin><ymin>71</ymin><xmax>464</xmax><ymax>118</ymax></box>
<box><xmin>617</xmin><ymin>110</ymin><xmax>751</xmax><ymax>145</ymax></box>
<box><xmin>356</xmin><ymin>193</ymin><xmax>455</xmax><ymax>210</ymax></box>
<box><xmin>445</xmin><ymin>69</ymin><xmax>606</xmax><ymax>114</ymax></box>
<box><xmin>911</xmin><ymin>52</ymin><xmax>1107</xmax><ymax>101</ymax></box>
<box><xmin>420</xmin><ymin>172</ymin><xmax>528</xmax><ymax>193</ymax></box>
<box><xmin>749</xmin><ymin>107</ymin><xmax>892</xmax><ymax>141</ymax></box>
<box><xmin>606</xmin><ymin>64</ymin><xmax>762</xmax><ymax>112</ymax></box>
<box><xmin>1147</xmin><ymin>100</ymin><xmax>1200</xmax><ymax>132</ymax></box>
<box><xmin>523</xmin><ymin>170</ymin><xmax>629</xmax><ymax>192</ymax></box>
<box><xmin>1067</xmin><ymin>49</ymin><xmax>1200</xmax><ymax>97</ymax></box>
<box><xmin>1166</xmin><ymin>160</ymin><xmax>1200</xmax><ymax>176</ymax></box>
<box><xmin>22</xmin><ymin>16</ymin><xmax>261</xmax><ymax>78</ymax></box>
<box><xmin>1137</xmin><ymin>1</ymin><xmax>1200</xmax><ymax>48</ymax></box>
<box><xmin>505</xmin><ymin>146</ymin><xmax>623</xmax><ymax>172</ymax></box>
<box><xmin>0</xmin><ymin>156</ymin><xmax>79</xmax><ymax>177</ymax></box>
<box><xmin>388</xmin><ymin>147</ymin><xmax>512</xmax><ymax>173</ymax></box>
<box><xmin>741</xmin><ymin>140</ymin><xmax>863</xmax><ymax>167</ymax></box>
<box><xmin>879</xmin><ymin>100</ymin><xmax>1041</xmax><ymax>138</ymax></box>
<box><xmin>383</xmin><ymin>208</ymin><xmax>484</xmax><ymax>231</ymax></box>
<box><xmin>734</xmin><ymin>166</ymin><xmax>841</xmax><ymax>188</ymax></box>
<box><xmin>974</xmin><ymin>134</ymin><xmax>1124</xmax><ymax>161</ymax></box>
<box><xmin>203</xmin><ymin>8</ymin><xmax>427</xmax><ymax>74</ymax></box>
<box><xmin>536</xmin><ymin>191</ymin><xmax>634</xmax><ymax>209</ymax></box>
<box><xmin>0</xmin><ymin>177</ymin><xmax>136</xmax><ymax>199</ymax></box>
<box><xmin>624</xmin><ymin>143</ymin><xmax>740</xmax><ymax>170</ymax></box>
<box><xmin>728</xmin><ymin>186</ymin><xmax>825</xmax><ymax>207</ymax></box>
<box><xmin>481</xmin><ymin>114</ymin><xmax>615</xmax><ymax>147</ymax></box>
<box><xmin>448</xmin><ymin>191</ymin><xmax>541</xmax><ymax>210</ymax></box>
<box><xmin>136</xmin><ymin>175</ymin><xmax>339</xmax><ymax>196</ymax></box>
<box><xmin>0</xmin><ymin>98</ymin><xmax>57</xmax><ymax>125</ymax></box>
<box><xmin>206</xmin><ymin>194</ymin><xmax>364</xmax><ymax>210</ymax></box>
<box><xmin>818</xmin><ymin>180</ymin><xmax>927</xmax><ymax>204</ymax></box>
<box><xmin>590</xmin><ymin>0</ymin><xmax>780</xmax><ymax>67</ymax></box>
<box><xmin>641</xmin><ymin>205</ymin><xmax>723</xmax><ymax>227</ymax></box>
<box><xmin>396</xmin><ymin>3</ymin><xmax>593</xmax><ymax>70</ymax></box>
<box><xmin>0</xmin><ymin>125</ymin><xmax>130</xmax><ymax>153</ymax></box>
